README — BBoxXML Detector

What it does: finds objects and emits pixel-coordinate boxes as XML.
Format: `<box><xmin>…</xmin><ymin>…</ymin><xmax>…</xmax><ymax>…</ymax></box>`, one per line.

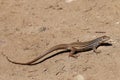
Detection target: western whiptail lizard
<box><xmin>2</xmin><ymin>35</ymin><xmax>110</xmax><ymax>65</ymax></box>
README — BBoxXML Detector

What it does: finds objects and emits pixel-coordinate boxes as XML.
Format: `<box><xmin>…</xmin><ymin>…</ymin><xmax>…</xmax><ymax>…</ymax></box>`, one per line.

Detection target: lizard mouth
<box><xmin>107</xmin><ymin>39</ymin><xmax>115</xmax><ymax>44</ymax></box>
<box><xmin>102</xmin><ymin>39</ymin><xmax>110</xmax><ymax>43</ymax></box>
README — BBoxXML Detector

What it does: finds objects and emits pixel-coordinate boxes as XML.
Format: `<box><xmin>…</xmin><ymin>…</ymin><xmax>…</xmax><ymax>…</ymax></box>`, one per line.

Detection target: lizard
<box><xmin>2</xmin><ymin>35</ymin><xmax>110</xmax><ymax>65</ymax></box>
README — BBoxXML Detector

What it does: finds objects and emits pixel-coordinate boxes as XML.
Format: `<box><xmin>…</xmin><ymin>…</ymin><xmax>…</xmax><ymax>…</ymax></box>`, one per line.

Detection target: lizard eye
<box><xmin>102</xmin><ymin>36</ymin><xmax>110</xmax><ymax>40</ymax></box>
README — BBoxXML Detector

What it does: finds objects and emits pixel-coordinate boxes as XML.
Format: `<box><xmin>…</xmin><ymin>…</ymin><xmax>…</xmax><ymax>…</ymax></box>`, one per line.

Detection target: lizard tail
<box><xmin>2</xmin><ymin>44</ymin><xmax>68</xmax><ymax>65</ymax></box>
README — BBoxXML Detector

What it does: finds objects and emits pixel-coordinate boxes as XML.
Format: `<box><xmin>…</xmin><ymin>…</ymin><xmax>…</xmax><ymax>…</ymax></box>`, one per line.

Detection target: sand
<box><xmin>0</xmin><ymin>0</ymin><xmax>120</xmax><ymax>80</ymax></box>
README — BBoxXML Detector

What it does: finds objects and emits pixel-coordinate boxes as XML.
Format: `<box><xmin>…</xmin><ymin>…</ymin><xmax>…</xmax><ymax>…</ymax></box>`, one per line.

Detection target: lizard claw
<box><xmin>69</xmin><ymin>55</ymin><xmax>78</xmax><ymax>59</ymax></box>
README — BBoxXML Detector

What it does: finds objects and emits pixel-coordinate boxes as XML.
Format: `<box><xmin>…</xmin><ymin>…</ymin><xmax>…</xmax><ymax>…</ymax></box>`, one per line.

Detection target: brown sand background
<box><xmin>0</xmin><ymin>0</ymin><xmax>120</xmax><ymax>80</ymax></box>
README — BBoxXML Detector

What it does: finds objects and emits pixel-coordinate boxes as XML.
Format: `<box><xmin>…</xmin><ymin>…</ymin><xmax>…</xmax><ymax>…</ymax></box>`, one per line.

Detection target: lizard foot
<box><xmin>69</xmin><ymin>55</ymin><xmax>78</xmax><ymax>59</ymax></box>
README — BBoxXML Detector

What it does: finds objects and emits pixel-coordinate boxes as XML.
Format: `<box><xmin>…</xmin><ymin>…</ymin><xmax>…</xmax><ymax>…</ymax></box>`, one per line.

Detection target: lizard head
<box><xmin>99</xmin><ymin>35</ymin><xmax>110</xmax><ymax>43</ymax></box>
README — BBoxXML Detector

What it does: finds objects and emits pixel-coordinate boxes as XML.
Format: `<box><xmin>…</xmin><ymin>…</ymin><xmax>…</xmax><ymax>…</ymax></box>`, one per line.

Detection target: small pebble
<box><xmin>65</xmin><ymin>0</ymin><xmax>75</xmax><ymax>3</ymax></box>
<box><xmin>115</xmin><ymin>22</ymin><xmax>120</xmax><ymax>24</ymax></box>
<box><xmin>74</xmin><ymin>74</ymin><xmax>85</xmax><ymax>80</ymax></box>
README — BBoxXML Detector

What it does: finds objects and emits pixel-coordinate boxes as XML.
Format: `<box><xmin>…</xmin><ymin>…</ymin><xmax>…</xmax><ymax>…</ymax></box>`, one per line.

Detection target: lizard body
<box><xmin>3</xmin><ymin>35</ymin><xmax>110</xmax><ymax>65</ymax></box>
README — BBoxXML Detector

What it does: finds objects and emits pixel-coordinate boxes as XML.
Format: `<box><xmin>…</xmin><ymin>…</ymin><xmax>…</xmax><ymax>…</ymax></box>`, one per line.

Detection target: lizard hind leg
<box><xmin>68</xmin><ymin>47</ymin><xmax>78</xmax><ymax>58</ymax></box>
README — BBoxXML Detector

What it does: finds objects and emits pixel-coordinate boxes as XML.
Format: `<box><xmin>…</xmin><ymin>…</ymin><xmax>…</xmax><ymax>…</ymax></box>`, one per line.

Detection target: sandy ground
<box><xmin>0</xmin><ymin>0</ymin><xmax>120</xmax><ymax>80</ymax></box>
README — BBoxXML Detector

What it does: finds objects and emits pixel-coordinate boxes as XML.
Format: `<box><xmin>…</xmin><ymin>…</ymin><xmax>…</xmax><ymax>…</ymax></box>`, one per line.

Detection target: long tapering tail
<box><xmin>2</xmin><ymin>44</ymin><xmax>68</xmax><ymax>65</ymax></box>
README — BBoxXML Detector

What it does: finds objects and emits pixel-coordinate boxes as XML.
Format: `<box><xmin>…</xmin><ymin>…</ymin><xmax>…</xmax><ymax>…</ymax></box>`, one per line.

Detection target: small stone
<box><xmin>74</xmin><ymin>74</ymin><xmax>85</xmax><ymax>80</ymax></box>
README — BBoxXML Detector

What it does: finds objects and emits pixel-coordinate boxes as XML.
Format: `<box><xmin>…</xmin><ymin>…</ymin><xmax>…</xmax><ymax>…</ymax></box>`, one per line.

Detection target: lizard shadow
<box><xmin>100</xmin><ymin>43</ymin><xmax>112</xmax><ymax>46</ymax></box>
<box><xmin>29</xmin><ymin>43</ymin><xmax>112</xmax><ymax>66</ymax></box>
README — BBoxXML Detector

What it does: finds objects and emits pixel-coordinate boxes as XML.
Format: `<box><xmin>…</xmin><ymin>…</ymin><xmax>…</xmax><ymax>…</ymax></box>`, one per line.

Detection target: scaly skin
<box><xmin>2</xmin><ymin>35</ymin><xmax>110</xmax><ymax>65</ymax></box>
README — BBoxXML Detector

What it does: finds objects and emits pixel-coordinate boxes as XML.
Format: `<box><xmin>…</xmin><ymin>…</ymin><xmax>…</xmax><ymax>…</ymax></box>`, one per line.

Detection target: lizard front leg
<box><xmin>93</xmin><ymin>46</ymin><xmax>101</xmax><ymax>53</ymax></box>
<box><xmin>68</xmin><ymin>47</ymin><xmax>78</xmax><ymax>58</ymax></box>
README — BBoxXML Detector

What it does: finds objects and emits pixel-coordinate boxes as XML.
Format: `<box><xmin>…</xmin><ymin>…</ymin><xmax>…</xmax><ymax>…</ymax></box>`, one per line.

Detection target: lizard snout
<box><xmin>107</xmin><ymin>39</ymin><xmax>115</xmax><ymax>44</ymax></box>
